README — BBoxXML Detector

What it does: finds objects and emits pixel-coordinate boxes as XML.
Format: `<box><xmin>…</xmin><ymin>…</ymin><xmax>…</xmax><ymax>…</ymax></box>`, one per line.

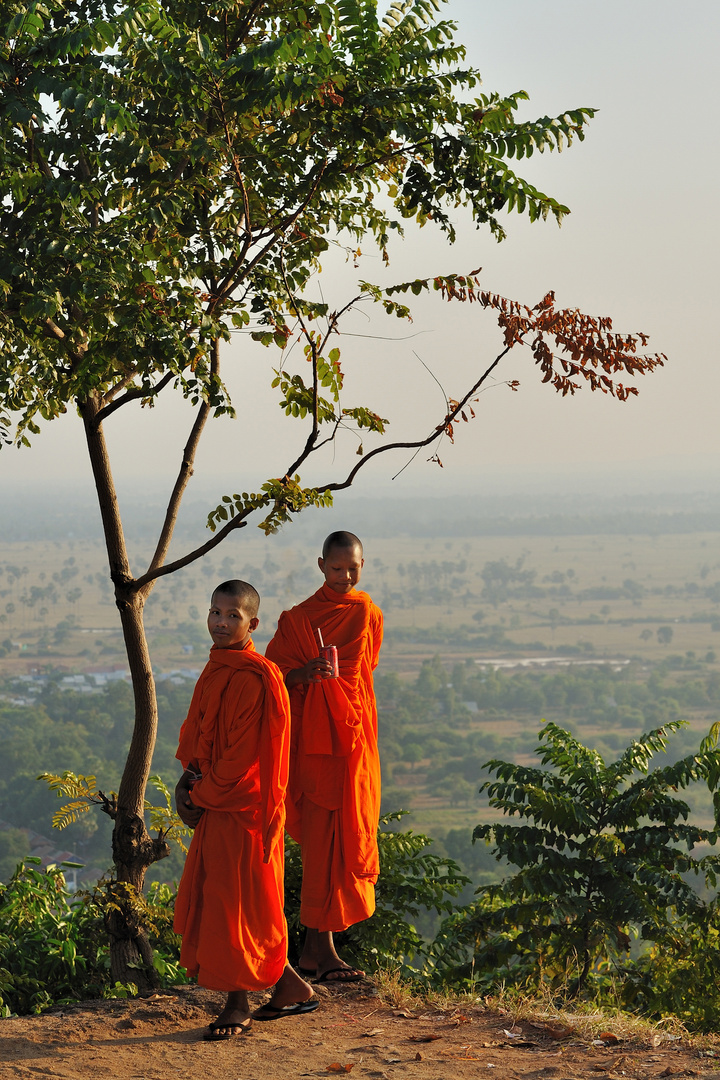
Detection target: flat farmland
<box><xmin>0</xmin><ymin>529</ymin><xmax>718</xmax><ymax>675</ymax></box>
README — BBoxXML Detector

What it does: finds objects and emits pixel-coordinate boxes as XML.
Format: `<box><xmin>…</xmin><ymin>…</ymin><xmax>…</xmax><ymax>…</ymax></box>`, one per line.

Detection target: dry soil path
<box><xmin>1</xmin><ymin>981</ymin><xmax>716</xmax><ymax>1080</ymax></box>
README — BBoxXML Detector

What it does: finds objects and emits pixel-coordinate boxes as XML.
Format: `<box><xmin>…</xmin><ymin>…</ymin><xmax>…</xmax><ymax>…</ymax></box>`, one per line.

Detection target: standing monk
<box><xmin>174</xmin><ymin>579</ymin><xmax>317</xmax><ymax>1040</ymax></box>
<box><xmin>266</xmin><ymin>532</ymin><xmax>383</xmax><ymax>983</ymax></box>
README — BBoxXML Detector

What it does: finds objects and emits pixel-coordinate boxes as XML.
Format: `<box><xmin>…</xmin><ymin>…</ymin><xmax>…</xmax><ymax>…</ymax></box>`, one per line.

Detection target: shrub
<box><xmin>430</xmin><ymin>721</ymin><xmax>720</xmax><ymax>999</ymax></box>
<box><xmin>0</xmin><ymin>860</ymin><xmax>187</xmax><ymax>1015</ymax></box>
<box><xmin>284</xmin><ymin>812</ymin><xmax>468</xmax><ymax>977</ymax></box>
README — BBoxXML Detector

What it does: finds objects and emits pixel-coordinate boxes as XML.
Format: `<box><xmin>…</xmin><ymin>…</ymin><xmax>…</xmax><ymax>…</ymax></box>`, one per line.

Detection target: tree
<box><xmin>657</xmin><ymin>626</ymin><xmax>674</xmax><ymax>645</ymax></box>
<box><xmin>431</xmin><ymin>722</ymin><xmax>720</xmax><ymax>997</ymax></box>
<box><xmin>0</xmin><ymin>0</ymin><xmax>665</xmax><ymax>985</ymax></box>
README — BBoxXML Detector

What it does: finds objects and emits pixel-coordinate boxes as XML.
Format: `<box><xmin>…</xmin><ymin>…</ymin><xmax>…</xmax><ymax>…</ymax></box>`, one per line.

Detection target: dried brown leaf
<box><xmin>543</xmin><ymin>1024</ymin><xmax>574</xmax><ymax>1040</ymax></box>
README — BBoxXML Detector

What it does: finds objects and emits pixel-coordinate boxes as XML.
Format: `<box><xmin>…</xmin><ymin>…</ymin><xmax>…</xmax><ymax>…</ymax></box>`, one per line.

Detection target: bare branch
<box><xmin>139</xmin><ymin>343</ymin><xmax>514</xmax><ymax>592</ymax></box>
<box><xmin>322</xmin><ymin>343</ymin><xmax>513</xmax><ymax>492</ymax></box>
<box><xmin>133</xmin><ymin>514</ymin><xmax>248</xmax><ymax>591</ymax></box>
<box><xmin>94</xmin><ymin>371</ymin><xmax>175</xmax><ymax>427</ymax></box>
<box><xmin>145</xmin><ymin>340</ymin><xmax>221</xmax><ymax>575</ymax></box>
<box><xmin>102</xmin><ymin>369</ymin><xmax>139</xmax><ymax>407</ymax></box>
<box><xmin>43</xmin><ymin>317</ymin><xmax>66</xmax><ymax>341</ymax></box>
<box><xmin>280</xmin><ymin>255</ymin><xmax>321</xmax><ymax>476</ymax></box>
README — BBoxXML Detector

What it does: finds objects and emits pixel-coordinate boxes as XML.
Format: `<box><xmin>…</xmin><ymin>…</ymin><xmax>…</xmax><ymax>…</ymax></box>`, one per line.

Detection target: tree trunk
<box><xmin>82</xmin><ymin>396</ymin><xmax>170</xmax><ymax>991</ymax></box>
<box><xmin>107</xmin><ymin>589</ymin><xmax>170</xmax><ymax>989</ymax></box>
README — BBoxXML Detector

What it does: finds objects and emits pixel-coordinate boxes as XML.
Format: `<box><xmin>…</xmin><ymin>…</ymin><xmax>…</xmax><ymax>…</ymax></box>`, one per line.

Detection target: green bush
<box><xmin>430</xmin><ymin>721</ymin><xmax>720</xmax><ymax>1002</ymax></box>
<box><xmin>625</xmin><ymin>900</ymin><xmax>720</xmax><ymax>1032</ymax></box>
<box><xmin>0</xmin><ymin>860</ymin><xmax>187</xmax><ymax>1015</ymax></box>
<box><xmin>284</xmin><ymin>812</ymin><xmax>468</xmax><ymax>978</ymax></box>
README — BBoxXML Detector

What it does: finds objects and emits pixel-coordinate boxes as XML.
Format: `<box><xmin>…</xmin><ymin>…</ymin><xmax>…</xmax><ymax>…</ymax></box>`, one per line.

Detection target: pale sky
<box><xmin>3</xmin><ymin>0</ymin><xmax>719</xmax><ymax>503</ymax></box>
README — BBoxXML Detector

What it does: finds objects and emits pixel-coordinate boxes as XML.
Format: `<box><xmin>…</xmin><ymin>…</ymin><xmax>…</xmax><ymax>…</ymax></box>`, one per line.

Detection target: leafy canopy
<box><xmin>0</xmin><ymin>0</ymin><xmax>595</xmax><ymax>452</ymax></box>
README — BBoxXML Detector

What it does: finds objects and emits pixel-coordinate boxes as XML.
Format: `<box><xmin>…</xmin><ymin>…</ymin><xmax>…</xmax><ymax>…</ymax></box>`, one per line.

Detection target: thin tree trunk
<box><xmin>81</xmin><ymin>394</ymin><xmax>169</xmax><ymax>990</ymax></box>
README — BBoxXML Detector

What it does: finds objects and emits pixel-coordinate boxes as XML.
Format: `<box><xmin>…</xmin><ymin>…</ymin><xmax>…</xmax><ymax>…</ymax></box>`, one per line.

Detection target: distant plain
<box><xmin>1</xmin><ymin>519</ymin><xmax>718</xmax><ymax>853</ymax></box>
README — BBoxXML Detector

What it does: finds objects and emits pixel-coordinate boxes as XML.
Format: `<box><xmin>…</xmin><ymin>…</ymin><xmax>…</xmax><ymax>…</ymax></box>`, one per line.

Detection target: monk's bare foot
<box><xmin>254</xmin><ymin>962</ymin><xmax>315</xmax><ymax>1018</ymax></box>
<box><xmin>300</xmin><ymin>929</ymin><xmax>365</xmax><ymax>984</ymax></box>
<box><xmin>205</xmin><ymin>990</ymin><xmax>252</xmax><ymax>1040</ymax></box>
<box><xmin>314</xmin><ymin>963</ymin><xmax>365</xmax><ymax>983</ymax></box>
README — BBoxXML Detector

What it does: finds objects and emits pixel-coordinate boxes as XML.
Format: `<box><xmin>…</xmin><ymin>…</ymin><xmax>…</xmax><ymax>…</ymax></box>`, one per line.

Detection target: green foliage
<box><xmin>626</xmin><ymin>900</ymin><xmax>720</xmax><ymax>1032</ymax></box>
<box><xmin>145</xmin><ymin>775</ymin><xmax>193</xmax><ymax>855</ymax></box>
<box><xmin>284</xmin><ymin>812</ymin><xmax>468</xmax><ymax>976</ymax></box>
<box><xmin>431</xmin><ymin>722</ymin><xmax>720</xmax><ymax>998</ymax></box>
<box><xmin>206</xmin><ymin>476</ymin><xmax>334</xmax><ymax>535</ymax></box>
<box><xmin>38</xmin><ymin>768</ymin><xmax>192</xmax><ymax>857</ymax></box>
<box><xmin>0</xmin><ymin>859</ymin><xmax>102</xmax><ymax>1016</ymax></box>
<box><xmin>0</xmin><ymin>0</ymin><xmax>595</xmax><ymax>452</ymax></box>
<box><xmin>0</xmin><ymin>860</ymin><xmax>187</xmax><ymax>1015</ymax></box>
<box><xmin>37</xmin><ymin>770</ymin><xmax>113</xmax><ymax>829</ymax></box>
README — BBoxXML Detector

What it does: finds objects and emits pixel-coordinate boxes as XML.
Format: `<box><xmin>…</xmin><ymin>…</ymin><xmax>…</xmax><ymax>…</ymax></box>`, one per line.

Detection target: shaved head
<box><xmin>321</xmin><ymin>531</ymin><xmax>363</xmax><ymax>559</ymax></box>
<box><xmin>212</xmin><ymin>579</ymin><xmax>260</xmax><ymax>617</ymax></box>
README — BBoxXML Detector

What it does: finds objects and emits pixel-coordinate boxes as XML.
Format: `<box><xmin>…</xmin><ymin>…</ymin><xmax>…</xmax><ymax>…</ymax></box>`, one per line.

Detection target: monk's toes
<box><xmin>314</xmin><ymin>966</ymin><xmax>365</xmax><ymax>984</ymax></box>
<box><xmin>204</xmin><ymin>1016</ymin><xmax>252</xmax><ymax>1040</ymax></box>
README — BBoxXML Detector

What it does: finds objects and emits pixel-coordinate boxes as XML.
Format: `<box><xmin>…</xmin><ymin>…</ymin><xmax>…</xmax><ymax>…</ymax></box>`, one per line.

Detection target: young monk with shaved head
<box><xmin>266</xmin><ymin>533</ymin><xmax>383</xmax><ymax>983</ymax></box>
<box><xmin>174</xmin><ymin>580</ymin><xmax>317</xmax><ymax>1040</ymax></box>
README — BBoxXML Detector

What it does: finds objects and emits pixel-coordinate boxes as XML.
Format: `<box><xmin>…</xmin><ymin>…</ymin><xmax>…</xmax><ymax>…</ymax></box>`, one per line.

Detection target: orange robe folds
<box><xmin>266</xmin><ymin>583</ymin><xmax>383</xmax><ymax>932</ymax></box>
<box><xmin>173</xmin><ymin>641</ymin><xmax>290</xmax><ymax>992</ymax></box>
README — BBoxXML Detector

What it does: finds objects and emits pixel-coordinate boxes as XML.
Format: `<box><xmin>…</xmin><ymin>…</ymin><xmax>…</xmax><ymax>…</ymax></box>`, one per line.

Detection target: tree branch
<box><xmin>281</xmin><ymin>289</ymin><xmax>382</xmax><ymax>478</ymax></box>
<box><xmin>94</xmin><ymin>371</ymin><xmax>175</xmax><ymax>427</ymax></box>
<box><xmin>133</xmin><ymin>513</ymin><xmax>248</xmax><ymax>590</ymax></box>
<box><xmin>322</xmin><ymin>342</ymin><xmax>513</xmax><ymax>492</ymax></box>
<box><xmin>228</xmin><ymin>0</ymin><xmax>267</xmax><ymax>53</ymax></box>
<box><xmin>43</xmin><ymin>317</ymin><xmax>66</xmax><ymax>341</ymax></box>
<box><xmin>144</xmin><ymin>340</ymin><xmax>221</xmax><ymax>576</ymax></box>
<box><xmin>102</xmin><ymin>369</ymin><xmax>139</xmax><ymax>407</ymax></box>
<box><xmin>280</xmin><ymin>254</ymin><xmax>321</xmax><ymax>475</ymax></box>
<box><xmin>214</xmin><ymin>159</ymin><xmax>331</xmax><ymax>302</ymax></box>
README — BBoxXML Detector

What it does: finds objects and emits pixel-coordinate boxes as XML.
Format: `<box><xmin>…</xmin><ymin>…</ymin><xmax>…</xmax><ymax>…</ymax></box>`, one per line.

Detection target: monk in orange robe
<box><xmin>266</xmin><ymin>532</ymin><xmax>383</xmax><ymax>983</ymax></box>
<box><xmin>174</xmin><ymin>580</ymin><xmax>317</xmax><ymax>1039</ymax></box>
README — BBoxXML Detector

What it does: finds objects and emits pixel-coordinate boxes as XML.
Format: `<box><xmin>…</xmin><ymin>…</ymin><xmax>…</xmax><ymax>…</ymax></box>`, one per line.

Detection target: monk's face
<box><xmin>207</xmin><ymin>592</ymin><xmax>259</xmax><ymax>649</ymax></box>
<box><xmin>318</xmin><ymin>544</ymin><xmax>364</xmax><ymax>594</ymax></box>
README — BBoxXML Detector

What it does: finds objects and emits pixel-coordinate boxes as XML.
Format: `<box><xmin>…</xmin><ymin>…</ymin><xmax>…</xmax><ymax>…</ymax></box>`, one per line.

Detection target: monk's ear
<box><xmin>317</xmin><ymin>556</ymin><xmax>325</xmax><ymax>573</ymax></box>
<box><xmin>249</xmin><ymin>617</ymin><xmax>259</xmax><ymax>633</ymax></box>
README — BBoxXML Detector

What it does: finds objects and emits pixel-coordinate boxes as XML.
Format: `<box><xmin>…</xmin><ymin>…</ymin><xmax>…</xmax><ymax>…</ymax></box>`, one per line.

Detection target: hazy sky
<box><xmin>3</xmin><ymin>0</ymin><xmax>719</xmax><ymax>502</ymax></box>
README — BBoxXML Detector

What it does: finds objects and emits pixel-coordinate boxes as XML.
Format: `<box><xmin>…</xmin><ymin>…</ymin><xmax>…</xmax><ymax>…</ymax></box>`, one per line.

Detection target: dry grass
<box><xmin>371</xmin><ymin>971</ymin><xmax>720</xmax><ymax>1052</ymax></box>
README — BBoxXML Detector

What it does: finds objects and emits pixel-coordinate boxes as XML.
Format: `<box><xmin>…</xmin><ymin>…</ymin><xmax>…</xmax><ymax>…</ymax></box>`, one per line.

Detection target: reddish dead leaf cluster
<box><xmin>423</xmin><ymin>275</ymin><xmax>666</xmax><ymax>450</ymax></box>
<box><xmin>436</xmin><ymin>277</ymin><xmax>666</xmax><ymax>400</ymax></box>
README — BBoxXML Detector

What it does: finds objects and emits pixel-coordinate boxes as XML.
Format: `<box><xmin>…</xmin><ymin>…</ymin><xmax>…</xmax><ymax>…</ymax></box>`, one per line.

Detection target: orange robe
<box><xmin>266</xmin><ymin>583</ymin><xmax>383</xmax><ymax>932</ymax></box>
<box><xmin>173</xmin><ymin>641</ymin><xmax>290</xmax><ymax>992</ymax></box>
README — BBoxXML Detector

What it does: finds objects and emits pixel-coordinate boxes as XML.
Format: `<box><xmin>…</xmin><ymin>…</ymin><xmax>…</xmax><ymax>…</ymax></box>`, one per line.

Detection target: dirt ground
<box><xmin>1</xmin><ymin>981</ymin><xmax>718</xmax><ymax>1080</ymax></box>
